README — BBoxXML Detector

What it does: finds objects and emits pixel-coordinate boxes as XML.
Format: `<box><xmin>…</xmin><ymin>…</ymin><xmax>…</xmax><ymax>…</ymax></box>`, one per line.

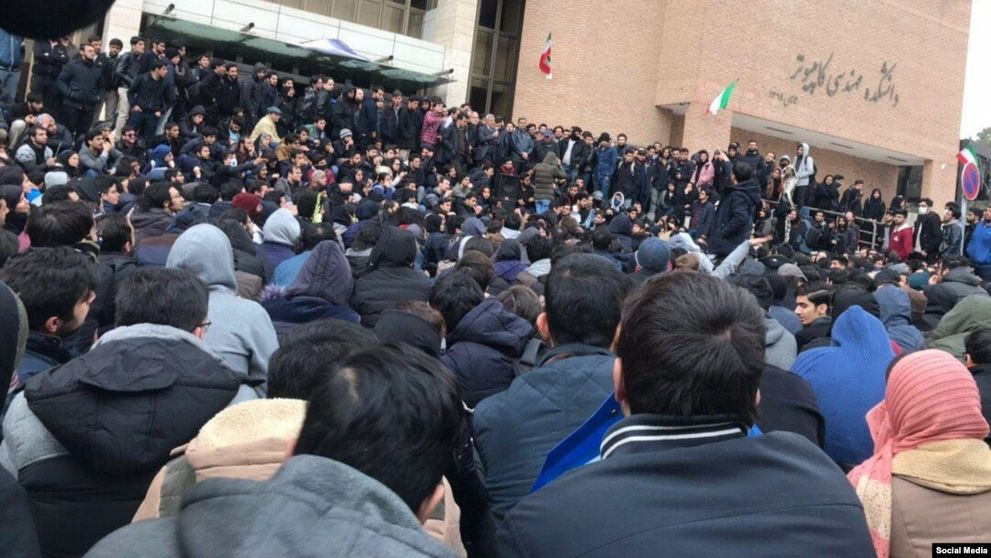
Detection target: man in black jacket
<box><xmin>112</xmin><ymin>36</ymin><xmax>144</xmax><ymax>135</ymax></box>
<box><xmin>913</xmin><ymin>197</ymin><xmax>942</xmax><ymax>263</ymax></box>
<box><xmin>56</xmin><ymin>42</ymin><xmax>105</xmax><ymax>135</ymax></box>
<box><xmin>29</xmin><ymin>38</ymin><xmax>68</xmax><ymax>109</ymax></box>
<box><xmin>708</xmin><ymin>161</ymin><xmax>762</xmax><ymax>257</ymax></box>
<box><xmin>739</xmin><ymin>139</ymin><xmax>766</xmax><ymax>185</ymax></box>
<box><xmin>497</xmin><ymin>272</ymin><xmax>873</xmax><ymax>558</ymax></box>
<box><xmin>127</xmin><ymin>60</ymin><xmax>168</xmax><ymax>142</ymax></box>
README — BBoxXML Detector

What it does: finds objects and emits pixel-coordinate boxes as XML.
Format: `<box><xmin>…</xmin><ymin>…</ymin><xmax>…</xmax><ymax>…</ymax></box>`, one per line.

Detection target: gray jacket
<box><xmin>85</xmin><ymin>455</ymin><xmax>458</xmax><ymax>558</ymax></box>
<box><xmin>166</xmin><ymin>224</ymin><xmax>278</xmax><ymax>396</ymax></box>
<box><xmin>764</xmin><ymin>316</ymin><xmax>797</xmax><ymax>371</ymax></box>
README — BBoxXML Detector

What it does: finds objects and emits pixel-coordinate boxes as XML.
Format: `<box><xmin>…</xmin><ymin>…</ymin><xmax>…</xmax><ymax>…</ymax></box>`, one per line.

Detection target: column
<box><xmin>102</xmin><ymin>0</ymin><xmax>144</xmax><ymax>44</ymax></box>
<box><xmin>422</xmin><ymin>0</ymin><xmax>478</xmax><ymax>105</ymax></box>
<box><xmin>921</xmin><ymin>159</ymin><xmax>957</xmax><ymax>204</ymax></box>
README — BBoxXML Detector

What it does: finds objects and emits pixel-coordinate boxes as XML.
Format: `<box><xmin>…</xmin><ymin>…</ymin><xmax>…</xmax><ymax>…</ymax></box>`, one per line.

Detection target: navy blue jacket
<box><xmin>708</xmin><ymin>178</ymin><xmax>762</xmax><ymax>257</ymax></box>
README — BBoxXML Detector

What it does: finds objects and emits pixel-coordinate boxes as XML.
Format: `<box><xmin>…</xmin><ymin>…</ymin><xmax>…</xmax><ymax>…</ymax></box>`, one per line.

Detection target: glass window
<box><xmin>358</xmin><ymin>0</ymin><xmax>383</xmax><ymax>27</ymax></box>
<box><xmin>410</xmin><ymin>0</ymin><xmax>428</xmax><ymax>8</ymax></box>
<box><xmin>332</xmin><ymin>0</ymin><xmax>357</xmax><ymax>20</ymax></box>
<box><xmin>493</xmin><ymin>35</ymin><xmax>516</xmax><ymax>81</ymax></box>
<box><xmin>499</xmin><ymin>0</ymin><xmax>521</xmax><ymax>34</ymax></box>
<box><xmin>490</xmin><ymin>82</ymin><xmax>514</xmax><ymax>117</ymax></box>
<box><xmin>472</xmin><ymin>30</ymin><xmax>493</xmax><ymax>76</ymax></box>
<box><xmin>478</xmin><ymin>0</ymin><xmax>498</xmax><ymax>29</ymax></box>
<box><xmin>469</xmin><ymin>80</ymin><xmax>489</xmax><ymax>113</ymax></box>
<box><xmin>383</xmin><ymin>4</ymin><xmax>404</xmax><ymax>32</ymax></box>
<box><xmin>407</xmin><ymin>11</ymin><xmax>424</xmax><ymax>38</ymax></box>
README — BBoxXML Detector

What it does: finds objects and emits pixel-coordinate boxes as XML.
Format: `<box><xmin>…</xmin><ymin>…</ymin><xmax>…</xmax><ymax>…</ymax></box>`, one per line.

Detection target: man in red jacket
<box><xmin>889</xmin><ymin>209</ymin><xmax>914</xmax><ymax>261</ymax></box>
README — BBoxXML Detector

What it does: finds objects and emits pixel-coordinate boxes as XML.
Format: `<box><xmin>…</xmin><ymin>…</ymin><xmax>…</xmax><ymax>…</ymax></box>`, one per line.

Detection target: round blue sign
<box><xmin>962</xmin><ymin>162</ymin><xmax>981</xmax><ymax>201</ymax></box>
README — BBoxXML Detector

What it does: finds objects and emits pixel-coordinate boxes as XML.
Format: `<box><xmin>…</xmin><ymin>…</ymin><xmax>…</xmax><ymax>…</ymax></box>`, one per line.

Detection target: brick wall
<box><xmin>514</xmin><ymin>0</ymin><xmax>971</xmax><ymax>203</ymax></box>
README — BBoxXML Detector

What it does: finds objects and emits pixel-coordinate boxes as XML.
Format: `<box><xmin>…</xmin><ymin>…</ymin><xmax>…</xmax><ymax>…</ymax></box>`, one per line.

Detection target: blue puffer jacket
<box><xmin>472</xmin><ymin>343</ymin><xmax>615</xmax><ymax>521</ymax></box>
<box><xmin>440</xmin><ymin>298</ymin><xmax>534</xmax><ymax>408</ymax></box>
<box><xmin>0</xmin><ymin>29</ymin><xmax>22</xmax><ymax>69</ymax></box>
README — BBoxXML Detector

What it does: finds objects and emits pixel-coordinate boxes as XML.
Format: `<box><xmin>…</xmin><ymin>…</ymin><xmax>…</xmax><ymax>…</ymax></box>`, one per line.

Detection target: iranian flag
<box><xmin>706</xmin><ymin>80</ymin><xmax>737</xmax><ymax>115</ymax></box>
<box><xmin>538</xmin><ymin>33</ymin><xmax>552</xmax><ymax>79</ymax></box>
<box><xmin>958</xmin><ymin>143</ymin><xmax>979</xmax><ymax>166</ymax></box>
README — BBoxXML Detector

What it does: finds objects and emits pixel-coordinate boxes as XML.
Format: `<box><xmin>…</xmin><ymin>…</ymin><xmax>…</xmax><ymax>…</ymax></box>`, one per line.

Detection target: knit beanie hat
<box><xmin>231</xmin><ymin>192</ymin><xmax>263</xmax><ymax>216</ymax></box>
<box><xmin>635</xmin><ymin>238</ymin><xmax>670</xmax><ymax>275</ymax></box>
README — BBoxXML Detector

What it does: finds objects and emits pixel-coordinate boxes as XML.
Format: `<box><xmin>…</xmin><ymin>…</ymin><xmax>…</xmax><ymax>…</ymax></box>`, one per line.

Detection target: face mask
<box><xmin>918</xmin><ymin>206</ymin><xmax>928</xmax><ymax>215</ymax></box>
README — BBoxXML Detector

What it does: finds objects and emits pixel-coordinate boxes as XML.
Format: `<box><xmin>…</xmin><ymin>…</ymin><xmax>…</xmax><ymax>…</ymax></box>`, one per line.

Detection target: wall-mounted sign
<box><xmin>790</xmin><ymin>53</ymin><xmax>899</xmax><ymax>107</ymax></box>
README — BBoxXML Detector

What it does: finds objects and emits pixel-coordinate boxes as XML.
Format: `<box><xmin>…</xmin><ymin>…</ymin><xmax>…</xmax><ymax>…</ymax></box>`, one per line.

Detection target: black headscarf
<box><xmin>0</xmin><ymin>282</ymin><xmax>27</xmax><ymax>415</ymax></box>
<box><xmin>373</xmin><ymin>310</ymin><xmax>442</xmax><ymax>358</ymax></box>
<box><xmin>369</xmin><ymin>226</ymin><xmax>416</xmax><ymax>270</ymax></box>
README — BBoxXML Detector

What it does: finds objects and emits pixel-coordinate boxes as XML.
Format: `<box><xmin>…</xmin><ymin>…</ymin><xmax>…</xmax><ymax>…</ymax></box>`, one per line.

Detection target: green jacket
<box><xmin>926</xmin><ymin>293</ymin><xmax>991</xmax><ymax>360</ymax></box>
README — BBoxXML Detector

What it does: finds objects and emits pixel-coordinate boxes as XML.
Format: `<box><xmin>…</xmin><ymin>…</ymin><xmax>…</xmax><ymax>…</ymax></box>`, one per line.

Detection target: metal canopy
<box><xmin>145</xmin><ymin>17</ymin><xmax>453</xmax><ymax>91</ymax></box>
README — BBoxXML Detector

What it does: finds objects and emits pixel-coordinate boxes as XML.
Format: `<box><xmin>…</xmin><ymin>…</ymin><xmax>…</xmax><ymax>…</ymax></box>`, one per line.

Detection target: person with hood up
<box><xmin>431</xmin><ymin>273</ymin><xmax>535</xmax><ymax>408</ymax></box>
<box><xmin>793</xmin><ymin>142</ymin><xmax>815</xmax><ymax>210</ymax></box>
<box><xmin>733</xmin><ymin>274</ymin><xmax>798</xmax><ymax>370</ymax></box>
<box><xmin>708</xmin><ymin>161</ymin><xmax>763</xmax><ymax>257</ymax></box>
<box><xmin>493</xmin><ymin>239</ymin><xmax>528</xmax><ymax>285</ymax></box>
<box><xmin>965</xmin><ymin>329</ymin><xmax>991</xmax><ymax>440</ymax></box>
<box><xmin>166</xmin><ymin>224</ymin><xmax>279</xmax><ymax>396</ymax></box>
<box><xmin>791</xmin><ymin>301</ymin><xmax>895</xmax><ymax>468</ymax></box>
<box><xmin>928</xmin><ymin>294</ymin><xmax>991</xmax><ymax>361</ymax></box>
<box><xmin>532</xmin><ymin>150</ymin><xmax>564</xmax><ymax>215</ymax></box>
<box><xmin>923</xmin><ymin>257</ymin><xmax>988</xmax><ymax>329</ymax></box>
<box><xmin>875</xmin><ymin>285</ymin><xmax>925</xmax><ymax>352</ymax></box>
<box><xmin>848</xmin><ymin>350</ymin><xmax>991</xmax><ymax>558</ymax></box>
<box><xmin>0</xmin><ymin>268</ymin><xmax>250</xmax><ymax>558</ymax></box>
<box><xmin>258</xmin><ymin>207</ymin><xmax>301</xmax><ymax>271</ymax></box>
<box><xmin>262</xmin><ymin>240</ymin><xmax>359</xmax><ymax>333</ymax></box>
<box><xmin>351</xmin><ymin>226</ymin><xmax>432</xmax><ymax>327</ymax></box>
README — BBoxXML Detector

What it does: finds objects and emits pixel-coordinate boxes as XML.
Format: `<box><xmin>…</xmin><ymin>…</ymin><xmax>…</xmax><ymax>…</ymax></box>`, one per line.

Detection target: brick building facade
<box><xmin>512</xmin><ymin>0</ymin><xmax>971</xmax><ymax>204</ymax></box>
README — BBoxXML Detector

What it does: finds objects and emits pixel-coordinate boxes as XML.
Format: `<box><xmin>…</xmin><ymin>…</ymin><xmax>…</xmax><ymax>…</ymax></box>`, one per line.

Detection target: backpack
<box><xmin>512</xmin><ymin>338</ymin><xmax>546</xmax><ymax>377</ymax></box>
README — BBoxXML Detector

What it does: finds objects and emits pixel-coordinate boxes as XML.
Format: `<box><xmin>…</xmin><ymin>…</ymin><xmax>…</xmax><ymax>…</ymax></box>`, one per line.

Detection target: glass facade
<box><xmin>469</xmin><ymin>0</ymin><xmax>524</xmax><ymax>117</ymax></box>
<box><xmin>265</xmin><ymin>0</ymin><xmax>432</xmax><ymax>38</ymax></box>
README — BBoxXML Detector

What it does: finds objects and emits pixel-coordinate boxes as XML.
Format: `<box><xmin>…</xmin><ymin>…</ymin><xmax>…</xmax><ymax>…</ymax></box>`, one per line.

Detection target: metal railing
<box><xmin>764</xmin><ymin>198</ymin><xmax>882</xmax><ymax>252</ymax></box>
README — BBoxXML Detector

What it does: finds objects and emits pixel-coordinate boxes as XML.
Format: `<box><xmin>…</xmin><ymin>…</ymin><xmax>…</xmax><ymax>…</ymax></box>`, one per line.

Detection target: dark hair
<box><xmin>115</xmin><ymin>268</ymin><xmax>207</xmax><ymax>331</ymax></box>
<box><xmin>294</xmin><ymin>344</ymin><xmax>463</xmax><ymax>513</ymax></box>
<box><xmin>0</xmin><ymin>247</ymin><xmax>96</xmax><ymax>330</ymax></box>
<box><xmin>525</xmin><ymin>235</ymin><xmax>553</xmax><ymax>262</ymax></box>
<box><xmin>730</xmin><ymin>274</ymin><xmax>773</xmax><ymax>311</ymax></box>
<box><xmin>27</xmin><ymin>202</ymin><xmax>93</xmax><ymax>247</ymax></box>
<box><xmin>430</xmin><ymin>271</ymin><xmax>484</xmax><ymax>332</ymax></box>
<box><xmin>545</xmin><ymin>254</ymin><xmax>633</xmax><ymax>347</ymax></box>
<box><xmin>498</xmin><ymin>285</ymin><xmax>541</xmax><ymax>325</ymax></box>
<box><xmin>269</xmin><ymin>320</ymin><xmax>378</xmax><ymax>398</ymax></box>
<box><xmin>617</xmin><ymin>272</ymin><xmax>765</xmax><ymax>422</ymax></box>
<box><xmin>732</xmin><ymin>161</ymin><xmax>753</xmax><ymax>182</ymax></box>
<box><xmin>301</xmin><ymin>222</ymin><xmax>337</xmax><ymax>250</ymax></box>
<box><xmin>138</xmin><ymin>182</ymin><xmax>173</xmax><ymax>211</ymax></box>
<box><xmin>295</xmin><ymin>189</ymin><xmax>318</xmax><ymax>221</ymax></box>
<box><xmin>965</xmin><ymin>328</ymin><xmax>991</xmax><ymax>365</ymax></box>
<box><xmin>99</xmin><ymin>213</ymin><xmax>131</xmax><ymax>253</ymax></box>
<box><xmin>796</xmin><ymin>281</ymin><xmax>832</xmax><ymax>308</ymax></box>
<box><xmin>220</xmin><ymin>181</ymin><xmax>243</xmax><ymax>201</ymax></box>
<box><xmin>192</xmin><ymin>183</ymin><xmax>219</xmax><ymax>204</ymax></box>
<box><xmin>455</xmin><ymin>250</ymin><xmax>495</xmax><ymax>292</ymax></box>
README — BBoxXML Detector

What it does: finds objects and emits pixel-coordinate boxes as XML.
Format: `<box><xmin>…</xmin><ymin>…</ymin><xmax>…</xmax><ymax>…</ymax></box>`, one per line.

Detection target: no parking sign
<box><xmin>962</xmin><ymin>162</ymin><xmax>981</xmax><ymax>201</ymax></box>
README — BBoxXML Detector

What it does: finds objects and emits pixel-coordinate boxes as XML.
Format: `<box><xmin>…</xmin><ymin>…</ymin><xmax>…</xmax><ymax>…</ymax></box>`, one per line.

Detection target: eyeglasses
<box><xmin>199</xmin><ymin>320</ymin><xmax>212</xmax><ymax>333</ymax></box>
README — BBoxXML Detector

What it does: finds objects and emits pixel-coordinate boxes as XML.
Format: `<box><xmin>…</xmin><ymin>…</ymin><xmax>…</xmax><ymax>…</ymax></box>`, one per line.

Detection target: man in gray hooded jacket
<box><xmin>166</xmin><ymin>224</ymin><xmax>278</xmax><ymax>395</ymax></box>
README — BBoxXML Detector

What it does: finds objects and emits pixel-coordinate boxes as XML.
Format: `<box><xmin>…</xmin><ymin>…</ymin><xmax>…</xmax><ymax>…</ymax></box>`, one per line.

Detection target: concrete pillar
<box><xmin>421</xmin><ymin>0</ymin><xmax>477</xmax><ymax>105</ymax></box>
<box><xmin>921</xmin><ymin>159</ymin><xmax>958</xmax><ymax>205</ymax></box>
<box><xmin>679</xmin><ymin>103</ymin><xmax>731</xmax><ymax>153</ymax></box>
<box><xmin>102</xmin><ymin>0</ymin><xmax>144</xmax><ymax>45</ymax></box>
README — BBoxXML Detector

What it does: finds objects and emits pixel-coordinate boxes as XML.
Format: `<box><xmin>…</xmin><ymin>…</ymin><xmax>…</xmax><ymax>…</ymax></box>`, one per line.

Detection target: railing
<box><xmin>764</xmin><ymin>198</ymin><xmax>882</xmax><ymax>252</ymax></box>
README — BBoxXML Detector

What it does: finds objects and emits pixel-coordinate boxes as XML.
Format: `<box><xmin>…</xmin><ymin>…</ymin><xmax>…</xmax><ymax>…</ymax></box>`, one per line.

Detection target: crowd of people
<box><xmin>0</xmin><ymin>30</ymin><xmax>990</xmax><ymax>558</ymax></box>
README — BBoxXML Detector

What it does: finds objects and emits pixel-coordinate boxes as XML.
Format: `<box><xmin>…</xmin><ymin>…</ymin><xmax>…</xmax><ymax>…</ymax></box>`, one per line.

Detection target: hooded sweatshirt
<box><xmin>794</xmin><ymin>142</ymin><xmax>814</xmax><ymax>187</ymax></box>
<box><xmin>166</xmin><ymin>224</ymin><xmax>279</xmax><ymax>395</ymax></box>
<box><xmin>440</xmin><ymin>298</ymin><xmax>535</xmax><ymax>408</ymax></box>
<box><xmin>923</xmin><ymin>266</ymin><xmax>987</xmax><ymax>328</ymax></box>
<box><xmin>351</xmin><ymin>227</ymin><xmax>432</xmax><ymax>327</ymax></box>
<box><xmin>764</xmin><ymin>317</ymin><xmax>797</xmax><ymax>370</ymax></box>
<box><xmin>87</xmin><ymin>455</ymin><xmax>459</xmax><ymax>558</ymax></box>
<box><xmin>259</xmin><ymin>208</ymin><xmax>301</xmax><ymax>271</ymax></box>
<box><xmin>875</xmin><ymin>286</ymin><xmax>925</xmax><ymax>352</ymax></box>
<box><xmin>532</xmin><ymin>151</ymin><xmax>564</xmax><ymax>201</ymax></box>
<box><xmin>928</xmin><ymin>294</ymin><xmax>991</xmax><ymax>361</ymax></box>
<box><xmin>791</xmin><ymin>306</ymin><xmax>894</xmax><ymax>467</ymax></box>
<box><xmin>708</xmin><ymin>178</ymin><xmax>762</xmax><ymax>257</ymax></box>
<box><xmin>262</xmin><ymin>241</ymin><xmax>359</xmax><ymax>329</ymax></box>
<box><xmin>493</xmin><ymin>239</ymin><xmax>528</xmax><ymax>284</ymax></box>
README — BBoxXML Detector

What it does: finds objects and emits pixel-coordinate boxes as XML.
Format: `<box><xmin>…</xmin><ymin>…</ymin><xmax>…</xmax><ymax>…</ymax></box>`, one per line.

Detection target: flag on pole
<box><xmin>958</xmin><ymin>143</ymin><xmax>979</xmax><ymax>166</ymax></box>
<box><xmin>539</xmin><ymin>33</ymin><xmax>552</xmax><ymax>79</ymax></box>
<box><xmin>706</xmin><ymin>80</ymin><xmax>738</xmax><ymax>115</ymax></box>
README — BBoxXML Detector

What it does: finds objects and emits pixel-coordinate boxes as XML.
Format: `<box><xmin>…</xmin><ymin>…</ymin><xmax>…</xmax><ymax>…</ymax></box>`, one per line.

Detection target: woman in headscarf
<box><xmin>863</xmin><ymin>188</ymin><xmax>886</xmax><ymax>222</ymax></box>
<box><xmin>58</xmin><ymin>150</ymin><xmax>82</xmax><ymax>178</ymax></box>
<box><xmin>848</xmin><ymin>350</ymin><xmax>991</xmax><ymax>558</ymax></box>
<box><xmin>262</xmin><ymin>240</ymin><xmax>358</xmax><ymax>333</ymax></box>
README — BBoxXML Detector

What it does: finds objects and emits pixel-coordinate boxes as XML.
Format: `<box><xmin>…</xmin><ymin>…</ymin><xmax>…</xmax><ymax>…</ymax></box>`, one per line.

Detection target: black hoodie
<box><xmin>708</xmin><ymin>178</ymin><xmax>762</xmax><ymax>257</ymax></box>
<box><xmin>350</xmin><ymin>227</ymin><xmax>431</xmax><ymax>327</ymax></box>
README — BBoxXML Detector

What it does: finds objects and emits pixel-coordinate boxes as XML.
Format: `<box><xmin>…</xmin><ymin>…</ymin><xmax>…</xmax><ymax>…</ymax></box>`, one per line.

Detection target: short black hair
<box><xmin>138</xmin><ymin>182</ymin><xmax>173</xmax><ymax>211</ymax></box>
<box><xmin>733</xmin><ymin>161</ymin><xmax>753</xmax><ymax>182</ymax></box>
<box><xmin>27</xmin><ymin>202</ymin><xmax>93</xmax><ymax>247</ymax></box>
<box><xmin>454</xmin><ymin>250</ymin><xmax>494</xmax><ymax>292</ymax></box>
<box><xmin>430</xmin><ymin>271</ymin><xmax>484</xmax><ymax>333</ymax></box>
<box><xmin>192</xmin><ymin>183</ymin><xmax>219</xmax><ymax>204</ymax></box>
<box><xmin>796</xmin><ymin>281</ymin><xmax>832</xmax><ymax>307</ymax></box>
<box><xmin>545</xmin><ymin>254</ymin><xmax>633</xmax><ymax>347</ymax></box>
<box><xmin>525</xmin><ymin>235</ymin><xmax>553</xmax><ymax>262</ymax></box>
<box><xmin>294</xmin><ymin>344</ymin><xmax>463</xmax><ymax>513</ymax></box>
<box><xmin>617</xmin><ymin>272</ymin><xmax>766</xmax><ymax>423</ymax></box>
<box><xmin>0</xmin><ymin>247</ymin><xmax>96</xmax><ymax>330</ymax></box>
<box><xmin>269</xmin><ymin>320</ymin><xmax>378</xmax><ymax>399</ymax></box>
<box><xmin>498</xmin><ymin>285</ymin><xmax>541</xmax><ymax>324</ymax></box>
<box><xmin>730</xmin><ymin>274</ymin><xmax>773</xmax><ymax>311</ymax></box>
<box><xmin>115</xmin><ymin>268</ymin><xmax>207</xmax><ymax>332</ymax></box>
<box><xmin>98</xmin><ymin>213</ymin><xmax>131</xmax><ymax>253</ymax></box>
<box><xmin>965</xmin><ymin>328</ymin><xmax>991</xmax><ymax>365</ymax></box>
<box><xmin>300</xmin><ymin>222</ymin><xmax>337</xmax><ymax>250</ymax></box>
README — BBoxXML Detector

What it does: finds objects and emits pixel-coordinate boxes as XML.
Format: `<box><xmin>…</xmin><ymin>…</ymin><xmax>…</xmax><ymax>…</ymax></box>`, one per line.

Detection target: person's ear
<box><xmin>755</xmin><ymin>388</ymin><xmax>761</xmax><ymax>409</ymax></box>
<box><xmin>613</xmin><ymin>357</ymin><xmax>630</xmax><ymax>417</ymax></box>
<box><xmin>416</xmin><ymin>482</ymin><xmax>445</xmax><ymax>524</ymax></box>
<box><xmin>535</xmin><ymin>312</ymin><xmax>551</xmax><ymax>343</ymax></box>
<box><xmin>966</xmin><ymin>354</ymin><xmax>975</xmax><ymax>369</ymax></box>
<box><xmin>193</xmin><ymin>326</ymin><xmax>205</xmax><ymax>339</ymax></box>
<box><xmin>43</xmin><ymin>316</ymin><xmax>61</xmax><ymax>335</ymax></box>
